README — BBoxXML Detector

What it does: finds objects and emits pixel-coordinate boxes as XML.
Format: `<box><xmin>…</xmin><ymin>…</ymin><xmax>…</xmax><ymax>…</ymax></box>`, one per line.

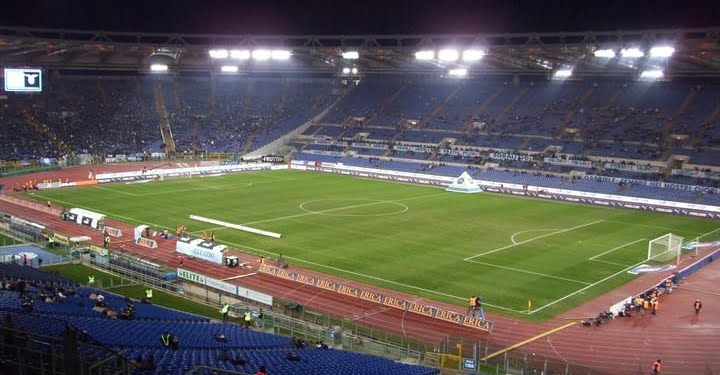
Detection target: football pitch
<box><xmin>28</xmin><ymin>170</ymin><xmax>719</xmax><ymax>320</ymax></box>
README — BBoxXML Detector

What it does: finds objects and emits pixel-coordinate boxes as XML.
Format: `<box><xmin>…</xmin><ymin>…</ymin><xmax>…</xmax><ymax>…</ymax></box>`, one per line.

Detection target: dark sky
<box><xmin>1</xmin><ymin>0</ymin><xmax>718</xmax><ymax>35</ymax></box>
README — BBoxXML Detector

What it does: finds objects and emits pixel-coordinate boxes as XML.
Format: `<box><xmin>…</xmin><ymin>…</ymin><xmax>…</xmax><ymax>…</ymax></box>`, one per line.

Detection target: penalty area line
<box><xmin>215</xmin><ymin>238</ymin><xmax>529</xmax><ymax>314</ymax></box>
<box><xmin>528</xmin><ymin>258</ymin><xmax>648</xmax><ymax>315</ymax></box>
<box><xmin>588</xmin><ymin>238</ymin><xmax>647</xmax><ymax>260</ymax></box>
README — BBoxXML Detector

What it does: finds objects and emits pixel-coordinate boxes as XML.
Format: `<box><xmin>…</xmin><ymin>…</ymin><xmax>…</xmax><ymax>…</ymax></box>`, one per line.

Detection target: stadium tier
<box><xmin>0</xmin><ymin>264</ymin><xmax>438</xmax><ymax>375</ymax></box>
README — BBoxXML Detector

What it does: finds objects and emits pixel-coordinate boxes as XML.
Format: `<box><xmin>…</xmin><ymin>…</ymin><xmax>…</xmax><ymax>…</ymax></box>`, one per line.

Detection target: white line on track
<box><xmin>214</xmin><ymin>238</ymin><xmax>530</xmax><ymax>314</ymax></box>
<box><xmin>464</xmin><ymin>220</ymin><xmax>605</xmax><ymax>261</ymax></box>
<box><xmin>588</xmin><ymin>238</ymin><xmax>647</xmax><ymax>260</ymax></box>
<box><xmin>240</xmin><ymin>193</ymin><xmax>443</xmax><ymax>226</ymax></box>
<box><xmin>464</xmin><ymin>259</ymin><xmax>592</xmax><ymax>285</ymax></box>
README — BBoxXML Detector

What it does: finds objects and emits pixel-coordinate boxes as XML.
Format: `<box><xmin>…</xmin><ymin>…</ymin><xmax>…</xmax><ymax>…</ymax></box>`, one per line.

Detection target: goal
<box><xmin>647</xmin><ymin>233</ymin><xmax>684</xmax><ymax>264</ymax></box>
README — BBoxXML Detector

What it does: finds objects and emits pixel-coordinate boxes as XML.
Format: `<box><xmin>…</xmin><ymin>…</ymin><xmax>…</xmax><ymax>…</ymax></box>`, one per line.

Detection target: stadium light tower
<box><xmin>553</xmin><ymin>67</ymin><xmax>573</xmax><ymax>79</ymax></box>
<box><xmin>271</xmin><ymin>50</ymin><xmax>291</xmax><ymax>60</ymax></box>
<box><xmin>640</xmin><ymin>69</ymin><xmax>664</xmax><ymax>80</ymax></box>
<box><xmin>230</xmin><ymin>49</ymin><xmax>250</xmax><ymax>60</ymax></box>
<box><xmin>462</xmin><ymin>49</ymin><xmax>485</xmax><ymax>62</ymax></box>
<box><xmin>220</xmin><ymin>65</ymin><xmax>239</xmax><ymax>73</ymax></box>
<box><xmin>649</xmin><ymin>46</ymin><xmax>675</xmax><ymax>58</ymax></box>
<box><xmin>620</xmin><ymin>48</ymin><xmax>644</xmax><ymax>58</ymax></box>
<box><xmin>415</xmin><ymin>50</ymin><xmax>435</xmax><ymax>60</ymax></box>
<box><xmin>342</xmin><ymin>51</ymin><xmax>359</xmax><ymax>59</ymax></box>
<box><xmin>438</xmin><ymin>49</ymin><xmax>460</xmax><ymax>62</ymax></box>
<box><xmin>447</xmin><ymin>68</ymin><xmax>468</xmax><ymax>78</ymax></box>
<box><xmin>593</xmin><ymin>49</ymin><xmax>616</xmax><ymax>58</ymax></box>
<box><xmin>252</xmin><ymin>49</ymin><xmax>272</xmax><ymax>61</ymax></box>
<box><xmin>209</xmin><ymin>49</ymin><xmax>229</xmax><ymax>59</ymax></box>
<box><xmin>150</xmin><ymin>64</ymin><xmax>169</xmax><ymax>72</ymax></box>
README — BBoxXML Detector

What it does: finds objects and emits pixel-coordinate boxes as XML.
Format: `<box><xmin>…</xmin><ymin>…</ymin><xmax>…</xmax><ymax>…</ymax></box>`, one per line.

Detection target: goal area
<box><xmin>647</xmin><ymin>233</ymin><xmax>683</xmax><ymax>264</ymax></box>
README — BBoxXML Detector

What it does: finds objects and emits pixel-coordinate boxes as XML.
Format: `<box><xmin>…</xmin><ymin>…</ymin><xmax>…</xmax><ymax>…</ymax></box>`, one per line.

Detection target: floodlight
<box><xmin>220</xmin><ymin>65</ymin><xmax>239</xmax><ymax>73</ymax></box>
<box><xmin>594</xmin><ymin>49</ymin><xmax>616</xmax><ymax>58</ymax></box>
<box><xmin>351</xmin><ymin>67</ymin><xmax>358</xmax><ymax>75</ymax></box>
<box><xmin>209</xmin><ymin>49</ymin><xmax>229</xmax><ymax>59</ymax></box>
<box><xmin>554</xmin><ymin>68</ymin><xmax>573</xmax><ymax>78</ymax></box>
<box><xmin>252</xmin><ymin>49</ymin><xmax>272</xmax><ymax>60</ymax></box>
<box><xmin>149</xmin><ymin>64</ymin><xmax>168</xmax><ymax>72</ymax></box>
<box><xmin>620</xmin><ymin>48</ymin><xmax>644</xmax><ymax>58</ymax></box>
<box><xmin>447</xmin><ymin>68</ymin><xmax>468</xmax><ymax>77</ymax></box>
<box><xmin>415</xmin><ymin>50</ymin><xmax>435</xmax><ymax>60</ymax></box>
<box><xmin>438</xmin><ymin>49</ymin><xmax>459</xmax><ymax>62</ymax></box>
<box><xmin>462</xmin><ymin>49</ymin><xmax>485</xmax><ymax>62</ymax></box>
<box><xmin>342</xmin><ymin>51</ymin><xmax>359</xmax><ymax>59</ymax></box>
<box><xmin>271</xmin><ymin>50</ymin><xmax>291</xmax><ymax>60</ymax></box>
<box><xmin>342</xmin><ymin>67</ymin><xmax>351</xmax><ymax>74</ymax></box>
<box><xmin>230</xmin><ymin>49</ymin><xmax>250</xmax><ymax>60</ymax></box>
<box><xmin>640</xmin><ymin>69</ymin><xmax>663</xmax><ymax>79</ymax></box>
<box><xmin>649</xmin><ymin>46</ymin><xmax>675</xmax><ymax>58</ymax></box>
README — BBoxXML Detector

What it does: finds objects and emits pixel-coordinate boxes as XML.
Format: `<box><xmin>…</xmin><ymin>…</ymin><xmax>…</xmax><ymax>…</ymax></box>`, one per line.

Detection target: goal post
<box><xmin>647</xmin><ymin>233</ymin><xmax>684</xmax><ymax>264</ymax></box>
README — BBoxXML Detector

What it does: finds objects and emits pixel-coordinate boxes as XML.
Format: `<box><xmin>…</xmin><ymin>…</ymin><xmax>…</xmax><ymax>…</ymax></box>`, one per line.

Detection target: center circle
<box><xmin>299</xmin><ymin>199</ymin><xmax>409</xmax><ymax>217</ymax></box>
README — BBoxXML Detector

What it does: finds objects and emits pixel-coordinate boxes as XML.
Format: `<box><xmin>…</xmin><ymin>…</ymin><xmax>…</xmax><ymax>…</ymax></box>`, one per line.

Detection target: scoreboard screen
<box><xmin>4</xmin><ymin>68</ymin><xmax>42</xmax><ymax>92</ymax></box>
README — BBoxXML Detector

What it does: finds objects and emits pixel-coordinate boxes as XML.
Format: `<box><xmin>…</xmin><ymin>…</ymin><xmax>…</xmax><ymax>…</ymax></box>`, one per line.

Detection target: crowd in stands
<box><xmin>0</xmin><ymin>262</ymin><xmax>437</xmax><ymax>375</ymax></box>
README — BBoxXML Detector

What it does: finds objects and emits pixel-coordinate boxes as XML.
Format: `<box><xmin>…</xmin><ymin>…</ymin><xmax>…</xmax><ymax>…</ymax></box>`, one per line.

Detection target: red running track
<box><xmin>2</xmin><ymin>166</ymin><xmax>720</xmax><ymax>375</ymax></box>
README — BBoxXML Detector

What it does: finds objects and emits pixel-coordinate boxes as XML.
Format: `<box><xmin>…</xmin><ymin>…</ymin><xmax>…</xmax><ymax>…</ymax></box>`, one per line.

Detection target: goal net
<box><xmin>647</xmin><ymin>233</ymin><xmax>684</xmax><ymax>264</ymax></box>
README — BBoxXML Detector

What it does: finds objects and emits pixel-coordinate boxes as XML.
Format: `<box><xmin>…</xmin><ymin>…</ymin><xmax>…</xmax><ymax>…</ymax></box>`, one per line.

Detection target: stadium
<box><xmin>0</xmin><ymin>2</ymin><xmax>719</xmax><ymax>374</ymax></box>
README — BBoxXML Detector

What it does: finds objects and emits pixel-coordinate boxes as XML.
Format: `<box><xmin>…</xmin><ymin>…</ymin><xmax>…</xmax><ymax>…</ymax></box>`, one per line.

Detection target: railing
<box><xmin>83</xmin><ymin>255</ymin><xmax>430</xmax><ymax>366</ymax></box>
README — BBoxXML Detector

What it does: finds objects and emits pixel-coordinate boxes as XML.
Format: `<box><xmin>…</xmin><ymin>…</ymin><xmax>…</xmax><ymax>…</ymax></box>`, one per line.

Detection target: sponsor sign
<box><xmin>257</xmin><ymin>262</ymin><xmax>492</xmax><ymax>332</ymax></box>
<box><xmin>52</xmin><ymin>233</ymin><xmax>70</xmax><ymax>245</ymax></box>
<box><xmin>103</xmin><ymin>226</ymin><xmax>123</xmax><ymax>237</ymax></box>
<box><xmin>206</xmin><ymin>277</ymin><xmax>238</xmax><ymax>295</ymax></box>
<box><xmin>137</xmin><ymin>237</ymin><xmax>158</xmax><ymax>249</ymax></box>
<box><xmin>237</xmin><ymin>286</ymin><xmax>274</xmax><ymax>306</ymax></box>
<box><xmin>89</xmin><ymin>245</ymin><xmax>109</xmax><ymax>256</ymax></box>
<box><xmin>177</xmin><ymin>268</ymin><xmax>207</xmax><ymax>284</ymax></box>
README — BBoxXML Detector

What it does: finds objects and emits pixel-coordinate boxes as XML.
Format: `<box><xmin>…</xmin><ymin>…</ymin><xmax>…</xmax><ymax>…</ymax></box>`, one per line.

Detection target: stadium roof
<box><xmin>0</xmin><ymin>26</ymin><xmax>719</xmax><ymax>77</ymax></box>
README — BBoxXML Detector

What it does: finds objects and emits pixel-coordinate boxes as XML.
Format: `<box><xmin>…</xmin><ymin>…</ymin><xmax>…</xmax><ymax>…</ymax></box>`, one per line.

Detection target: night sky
<box><xmin>1</xmin><ymin>0</ymin><xmax>718</xmax><ymax>35</ymax></box>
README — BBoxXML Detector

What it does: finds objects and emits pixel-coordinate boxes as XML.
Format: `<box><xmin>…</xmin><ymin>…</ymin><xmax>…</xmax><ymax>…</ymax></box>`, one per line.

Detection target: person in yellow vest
<box><xmin>243</xmin><ymin>310</ymin><xmax>252</xmax><ymax>328</ymax></box>
<box><xmin>88</xmin><ymin>275</ymin><xmax>95</xmax><ymax>285</ymax></box>
<box><xmin>145</xmin><ymin>288</ymin><xmax>153</xmax><ymax>303</ymax></box>
<box><xmin>220</xmin><ymin>302</ymin><xmax>230</xmax><ymax>323</ymax></box>
<box><xmin>641</xmin><ymin>298</ymin><xmax>650</xmax><ymax>317</ymax></box>
<box><xmin>104</xmin><ymin>234</ymin><xmax>111</xmax><ymax>249</ymax></box>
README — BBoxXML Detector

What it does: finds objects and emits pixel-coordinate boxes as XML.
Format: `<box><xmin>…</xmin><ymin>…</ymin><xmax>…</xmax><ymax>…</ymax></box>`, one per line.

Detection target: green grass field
<box><xmin>28</xmin><ymin>170</ymin><xmax>719</xmax><ymax>320</ymax></box>
<box><xmin>0</xmin><ymin>233</ymin><xmax>21</xmax><ymax>247</ymax></box>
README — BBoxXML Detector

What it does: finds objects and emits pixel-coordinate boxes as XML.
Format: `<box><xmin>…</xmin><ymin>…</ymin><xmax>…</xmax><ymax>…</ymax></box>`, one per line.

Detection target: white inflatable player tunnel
<box><xmin>446</xmin><ymin>171</ymin><xmax>482</xmax><ymax>193</ymax></box>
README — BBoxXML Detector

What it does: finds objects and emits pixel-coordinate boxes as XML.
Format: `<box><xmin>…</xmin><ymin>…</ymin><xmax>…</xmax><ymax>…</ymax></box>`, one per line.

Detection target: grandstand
<box><xmin>1</xmin><ymin>23</ymin><xmax>720</xmax><ymax>375</ymax></box>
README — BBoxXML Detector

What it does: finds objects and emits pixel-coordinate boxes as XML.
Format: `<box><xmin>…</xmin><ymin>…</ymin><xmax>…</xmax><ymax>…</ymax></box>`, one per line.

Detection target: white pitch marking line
<box><xmin>241</xmin><ymin>193</ymin><xmax>442</xmax><ymax>226</ymax></box>
<box><xmin>529</xmin><ymin>258</ymin><xmax>647</xmax><ymax>315</ymax></box>
<box><xmin>94</xmin><ymin>186</ymin><xmax>140</xmax><ymax>197</ymax></box>
<box><xmin>216</xmin><ymin>238</ymin><xmax>529</xmax><ymax>314</ymax></box>
<box><xmin>465</xmin><ymin>259</ymin><xmax>592</xmax><ymax>285</ymax></box>
<box><xmin>464</xmin><ymin>220</ymin><xmax>605</xmax><ymax>261</ymax></box>
<box><xmin>589</xmin><ymin>259</ymin><xmax>633</xmax><ymax>267</ymax></box>
<box><xmin>28</xmin><ymin>194</ymin><xmax>165</xmax><ymax>228</ymax></box>
<box><xmin>510</xmin><ymin>229</ymin><xmax>562</xmax><ymax>245</ymax></box>
<box><xmin>588</xmin><ymin>238</ymin><xmax>647</xmax><ymax>260</ymax></box>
